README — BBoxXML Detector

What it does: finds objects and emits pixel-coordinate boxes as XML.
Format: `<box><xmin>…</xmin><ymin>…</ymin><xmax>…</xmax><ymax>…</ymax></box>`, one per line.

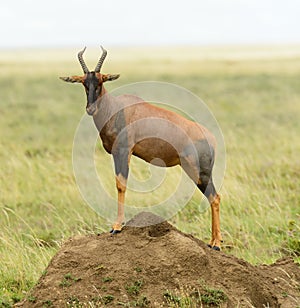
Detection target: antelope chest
<box><xmin>98</xmin><ymin>108</ymin><xmax>129</xmax><ymax>154</ymax></box>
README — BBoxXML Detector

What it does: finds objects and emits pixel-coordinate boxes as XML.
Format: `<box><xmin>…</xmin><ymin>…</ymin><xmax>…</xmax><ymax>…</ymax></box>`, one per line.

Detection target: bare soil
<box><xmin>18</xmin><ymin>212</ymin><xmax>300</xmax><ymax>307</ymax></box>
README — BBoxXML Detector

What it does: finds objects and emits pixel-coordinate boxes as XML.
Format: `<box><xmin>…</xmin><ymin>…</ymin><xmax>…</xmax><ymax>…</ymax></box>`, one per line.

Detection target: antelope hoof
<box><xmin>207</xmin><ymin>244</ymin><xmax>221</xmax><ymax>251</ymax></box>
<box><xmin>110</xmin><ymin>229</ymin><xmax>122</xmax><ymax>235</ymax></box>
<box><xmin>110</xmin><ymin>223</ymin><xmax>123</xmax><ymax>234</ymax></box>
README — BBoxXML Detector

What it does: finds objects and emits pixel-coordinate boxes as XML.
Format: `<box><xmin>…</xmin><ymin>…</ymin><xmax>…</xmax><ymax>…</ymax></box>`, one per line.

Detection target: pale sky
<box><xmin>0</xmin><ymin>0</ymin><xmax>299</xmax><ymax>48</ymax></box>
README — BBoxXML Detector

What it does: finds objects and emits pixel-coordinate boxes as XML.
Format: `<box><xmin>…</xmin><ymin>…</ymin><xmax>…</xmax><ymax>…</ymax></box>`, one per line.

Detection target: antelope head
<box><xmin>60</xmin><ymin>46</ymin><xmax>120</xmax><ymax>115</ymax></box>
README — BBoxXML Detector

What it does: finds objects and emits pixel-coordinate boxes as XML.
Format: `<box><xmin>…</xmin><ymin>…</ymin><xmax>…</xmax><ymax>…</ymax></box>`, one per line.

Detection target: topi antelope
<box><xmin>60</xmin><ymin>47</ymin><xmax>222</xmax><ymax>250</ymax></box>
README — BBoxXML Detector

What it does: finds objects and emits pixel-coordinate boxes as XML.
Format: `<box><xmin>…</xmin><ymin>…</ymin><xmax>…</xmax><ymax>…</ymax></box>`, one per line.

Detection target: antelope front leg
<box><xmin>111</xmin><ymin>173</ymin><xmax>127</xmax><ymax>233</ymax></box>
<box><xmin>111</xmin><ymin>148</ymin><xmax>130</xmax><ymax>234</ymax></box>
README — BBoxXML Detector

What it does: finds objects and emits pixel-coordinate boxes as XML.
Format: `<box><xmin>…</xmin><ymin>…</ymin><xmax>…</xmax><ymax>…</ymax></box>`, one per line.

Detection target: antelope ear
<box><xmin>102</xmin><ymin>74</ymin><xmax>120</xmax><ymax>82</ymax></box>
<box><xmin>59</xmin><ymin>76</ymin><xmax>84</xmax><ymax>83</ymax></box>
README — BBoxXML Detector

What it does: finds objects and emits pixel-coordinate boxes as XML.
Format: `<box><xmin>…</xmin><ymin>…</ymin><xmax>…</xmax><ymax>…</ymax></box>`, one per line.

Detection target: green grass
<box><xmin>59</xmin><ymin>273</ymin><xmax>81</xmax><ymax>288</ymax></box>
<box><xmin>0</xmin><ymin>46</ymin><xmax>300</xmax><ymax>305</ymax></box>
<box><xmin>164</xmin><ymin>286</ymin><xmax>228</xmax><ymax>307</ymax></box>
<box><xmin>126</xmin><ymin>280</ymin><xmax>143</xmax><ymax>296</ymax></box>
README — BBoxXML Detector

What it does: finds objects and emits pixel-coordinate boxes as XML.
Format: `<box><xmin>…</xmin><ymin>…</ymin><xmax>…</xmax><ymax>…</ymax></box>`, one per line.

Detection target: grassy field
<box><xmin>0</xmin><ymin>45</ymin><xmax>300</xmax><ymax>306</ymax></box>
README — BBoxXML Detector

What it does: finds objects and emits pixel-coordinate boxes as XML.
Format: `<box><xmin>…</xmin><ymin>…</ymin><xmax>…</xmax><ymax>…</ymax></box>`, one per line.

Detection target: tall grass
<box><xmin>0</xmin><ymin>46</ymin><xmax>300</xmax><ymax>305</ymax></box>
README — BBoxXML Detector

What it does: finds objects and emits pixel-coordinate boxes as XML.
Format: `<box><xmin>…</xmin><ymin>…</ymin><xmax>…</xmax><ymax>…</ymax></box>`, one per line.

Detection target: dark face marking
<box><xmin>83</xmin><ymin>72</ymin><xmax>102</xmax><ymax>115</ymax></box>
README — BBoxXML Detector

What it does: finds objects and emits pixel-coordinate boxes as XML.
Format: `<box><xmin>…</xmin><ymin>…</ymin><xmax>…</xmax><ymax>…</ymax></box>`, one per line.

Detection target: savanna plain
<box><xmin>0</xmin><ymin>45</ymin><xmax>299</xmax><ymax>306</ymax></box>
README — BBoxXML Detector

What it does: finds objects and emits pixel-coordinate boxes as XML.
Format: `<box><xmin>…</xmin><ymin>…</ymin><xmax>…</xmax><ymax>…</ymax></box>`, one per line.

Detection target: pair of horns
<box><xmin>78</xmin><ymin>46</ymin><xmax>107</xmax><ymax>74</ymax></box>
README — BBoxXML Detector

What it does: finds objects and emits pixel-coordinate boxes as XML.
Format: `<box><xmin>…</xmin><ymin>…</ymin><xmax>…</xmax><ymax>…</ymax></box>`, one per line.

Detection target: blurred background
<box><xmin>1</xmin><ymin>0</ymin><xmax>300</xmax><ymax>47</ymax></box>
<box><xmin>0</xmin><ymin>0</ymin><xmax>300</xmax><ymax>305</ymax></box>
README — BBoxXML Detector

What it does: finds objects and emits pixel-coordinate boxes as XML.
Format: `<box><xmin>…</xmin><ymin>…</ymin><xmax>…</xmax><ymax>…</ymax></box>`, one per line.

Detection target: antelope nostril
<box><xmin>86</xmin><ymin>104</ymin><xmax>96</xmax><ymax>115</ymax></box>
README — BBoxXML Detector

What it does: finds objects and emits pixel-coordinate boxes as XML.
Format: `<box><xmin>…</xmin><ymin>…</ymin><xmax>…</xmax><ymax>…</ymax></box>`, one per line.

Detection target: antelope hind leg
<box><xmin>197</xmin><ymin>180</ymin><xmax>222</xmax><ymax>251</ymax></box>
<box><xmin>208</xmin><ymin>193</ymin><xmax>222</xmax><ymax>250</ymax></box>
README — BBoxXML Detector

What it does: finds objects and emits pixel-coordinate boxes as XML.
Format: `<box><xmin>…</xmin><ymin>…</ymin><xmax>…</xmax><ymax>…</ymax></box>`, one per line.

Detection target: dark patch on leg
<box><xmin>112</xmin><ymin>109</ymin><xmax>129</xmax><ymax>179</ymax></box>
<box><xmin>197</xmin><ymin>181</ymin><xmax>216</xmax><ymax>199</ymax></box>
<box><xmin>113</xmin><ymin>148</ymin><xmax>129</xmax><ymax>179</ymax></box>
<box><xmin>114</xmin><ymin>108</ymin><xmax>127</xmax><ymax>134</ymax></box>
<box><xmin>181</xmin><ymin>139</ymin><xmax>215</xmax><ymax>184</ymax></box>
<box><xmin>182</xmin><ymin>139</ymin><xmax>214</xmax><ymax>165</ymax></box>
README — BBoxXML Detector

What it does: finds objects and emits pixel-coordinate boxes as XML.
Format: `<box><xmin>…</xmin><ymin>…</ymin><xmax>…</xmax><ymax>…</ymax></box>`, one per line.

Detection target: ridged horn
<box><xmin>78</xmin><ymin>47</ymin><xmax>89</xmax><ymax>74</ymax></box>
<box><xmin>94</xmin><ymin>46</ymin><xmax>107</xmax><ymax>73</ymax></box>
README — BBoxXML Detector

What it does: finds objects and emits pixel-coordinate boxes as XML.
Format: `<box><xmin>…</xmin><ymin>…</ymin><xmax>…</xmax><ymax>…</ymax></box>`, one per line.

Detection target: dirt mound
<box><xmin>18</xmin><ymin>212</ymin><xmax>300</xmax><ymax>307</ymax></box>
